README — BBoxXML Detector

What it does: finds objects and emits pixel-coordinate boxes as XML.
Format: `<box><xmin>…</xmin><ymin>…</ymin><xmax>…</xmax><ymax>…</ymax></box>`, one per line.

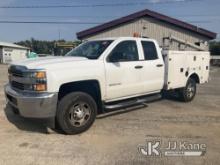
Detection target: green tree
<box><xmin>209</xmin><ymin>41</ymin><xmax>220</xmax><ymax>55</ymax></box>
<box><xmin>15</xmin><ymin>38</ymin><xmax>81</xmax><ymax>56</ymax></box>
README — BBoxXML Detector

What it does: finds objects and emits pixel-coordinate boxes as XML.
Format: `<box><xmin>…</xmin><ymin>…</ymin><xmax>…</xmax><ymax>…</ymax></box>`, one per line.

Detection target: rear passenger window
<box><xmin>141</xmin><ymin>41</ymin><xmax>158</xmax><ymax>60</ymax></box>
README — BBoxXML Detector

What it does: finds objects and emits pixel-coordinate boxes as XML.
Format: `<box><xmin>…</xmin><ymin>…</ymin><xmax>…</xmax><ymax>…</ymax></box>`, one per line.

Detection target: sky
<box><xmin>0</xmin><ymin>0</ymin><xmax>219</xmax><ymax>42</ymax></box>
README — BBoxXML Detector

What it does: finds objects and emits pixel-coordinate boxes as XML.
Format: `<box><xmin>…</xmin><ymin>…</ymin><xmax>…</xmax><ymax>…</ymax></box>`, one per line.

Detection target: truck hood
<box><xmin>11</xmin><ymin>56</ymin><xmax>88</xmax><ymax>69</ymax></box>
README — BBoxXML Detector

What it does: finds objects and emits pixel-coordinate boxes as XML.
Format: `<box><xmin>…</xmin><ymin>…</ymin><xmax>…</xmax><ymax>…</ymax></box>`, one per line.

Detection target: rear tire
<box><xmin>56</xmin><ymin>92</ymin><xmax>97</xmax><ymax>135</ymax></box>
<box><xmin>178</xmin><ymin>78</ymin><xmax>196</xmax><ymax>102</ymax></box>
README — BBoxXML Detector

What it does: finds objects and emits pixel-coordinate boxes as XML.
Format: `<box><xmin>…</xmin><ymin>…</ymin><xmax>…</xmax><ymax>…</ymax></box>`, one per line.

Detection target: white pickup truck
<box><xmin>5</xmin><ymin>37</ymin><xmax>210</xmax><ymax>134</ymax></box>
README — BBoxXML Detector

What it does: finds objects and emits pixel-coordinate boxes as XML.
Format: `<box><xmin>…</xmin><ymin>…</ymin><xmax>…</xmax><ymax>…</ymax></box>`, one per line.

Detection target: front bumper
<box><xmin>4</xmin><ymin>84</ymin><xmax>58</xmax><ymax>118</ymax></box>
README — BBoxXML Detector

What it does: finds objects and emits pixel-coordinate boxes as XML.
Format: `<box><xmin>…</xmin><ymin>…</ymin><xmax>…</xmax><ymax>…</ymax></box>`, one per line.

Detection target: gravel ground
<box><xmin>0</xmin><ymin>64</ymin><xmax>219</xmax><ymax>165</ymax></box>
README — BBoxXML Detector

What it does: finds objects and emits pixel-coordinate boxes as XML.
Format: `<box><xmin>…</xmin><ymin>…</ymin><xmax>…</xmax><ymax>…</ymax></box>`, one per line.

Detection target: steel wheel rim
<box><xmin>186</xmin><ymin>83</ymin><xmax>195</xmax><ymax>98</ymax></box>
<box><xmin>68</xmin><ymin>102</ymin><xmax>91</xmax><ymax>127</ymax></box>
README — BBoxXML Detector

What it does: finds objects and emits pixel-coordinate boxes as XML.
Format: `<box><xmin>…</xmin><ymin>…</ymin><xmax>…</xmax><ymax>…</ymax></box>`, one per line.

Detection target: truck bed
<box><xmin>163</xmin><ymin>50</ymin><xmax>210</xmax><ymax>90</ymax></box>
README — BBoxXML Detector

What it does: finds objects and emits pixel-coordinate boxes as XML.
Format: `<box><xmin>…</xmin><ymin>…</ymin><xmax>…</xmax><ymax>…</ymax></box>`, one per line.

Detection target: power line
<box><xmin>0</xmin><ymin>0</ymin><xmax>201</xmax><ymax>9</ymax></box>
<box><xmin>0</xmin><ymin>15</ymin><xmax>116</xmax><ymax>18</ymax></box>
<box><xmin>0</xmin><ymin>14</ymin><xmax>219</xmax><ymax>19</ymax></box>
<box><xmin>0</xmin><ymin>20</ymin><xmax>217</xmax><ymax>25</ymax></box>
<box><xmin>0</xmin><ymin>21</ymin><xmax>102</xmax><ymax>24</ymax></box>
<box><xmin>0</xmin><ymin>18</ymin><xmax>218</xmax><ymax>24</ymax></box>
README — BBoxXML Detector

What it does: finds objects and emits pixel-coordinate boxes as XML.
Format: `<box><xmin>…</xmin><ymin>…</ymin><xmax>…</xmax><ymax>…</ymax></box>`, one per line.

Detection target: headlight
<box><xmin>8</xmin><ymin>65</ymin><xmax>47</xmax><ymax>92</ymax></box>
<box><xmin>33</xmin><ymin>84</ymin><xmax>47</xmax><ymax>91</ymax></box>
<box><xmin>26</xmin><ymin>71</ymin><xmax>47</xmax><ymax>92</ymax></box>
<box><xmin>26</xmin><ymin>71</ymin><xmax>46</xmax><ymax>78</ymax></box>
<box><xmin>35</xmin><ymin>71</ymin><xmax>46</xmax><ymax>79</ymax></box>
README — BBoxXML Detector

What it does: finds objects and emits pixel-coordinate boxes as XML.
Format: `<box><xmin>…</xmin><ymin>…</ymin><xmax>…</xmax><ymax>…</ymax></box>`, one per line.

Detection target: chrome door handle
<box><xmin>156</xmin><ymin>64</ymin><xmax>163</xmax><ymax>67</ymax></box>
<box><xmin>135</xmin><ymin>65</ymin><xmax>143</xmax><ymax>69</ymax></box>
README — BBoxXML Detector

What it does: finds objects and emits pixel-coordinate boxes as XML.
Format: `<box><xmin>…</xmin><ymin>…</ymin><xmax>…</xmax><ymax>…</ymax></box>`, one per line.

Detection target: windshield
<box><xmin>66</xmin><ymin>40</ymin><xmax>113</xmax><ymax>59</ymax></box>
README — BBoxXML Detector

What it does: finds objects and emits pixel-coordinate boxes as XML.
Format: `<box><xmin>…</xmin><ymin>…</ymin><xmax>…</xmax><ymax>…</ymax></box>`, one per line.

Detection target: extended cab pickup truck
<box><xmin>5</xmin><ymin>37</ymin><xmax>210</xmax><ymax>134</ymax></box>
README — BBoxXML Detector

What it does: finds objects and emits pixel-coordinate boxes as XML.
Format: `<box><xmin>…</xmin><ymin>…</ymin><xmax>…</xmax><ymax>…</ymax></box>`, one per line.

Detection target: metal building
<box><xmin>77</xmin><ymin>9</ymin><xmax>216</xmax><ymax>51</ymax></box>
<box><xmin>0</xmin><ymin>42</ymin><xmax>30</xmax><ymax>64</ymax></box>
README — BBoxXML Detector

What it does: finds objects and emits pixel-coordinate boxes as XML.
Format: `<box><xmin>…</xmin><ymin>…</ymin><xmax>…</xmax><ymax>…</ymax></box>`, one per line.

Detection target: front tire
<box><xmin>56</xmin><ymin>92</ymin><xmax>97</xmax><ymax>134</ymax></box>
<box><xmin>178</xmin><ymin>78</ymin><xmax>197</xmax><ymax>102</ymax></box>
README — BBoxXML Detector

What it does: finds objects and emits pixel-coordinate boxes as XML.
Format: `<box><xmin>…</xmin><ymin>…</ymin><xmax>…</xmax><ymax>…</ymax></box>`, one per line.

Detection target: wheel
<box><xmin>56</xmin><ymin>92</ymin><xmax>97</xmax><ymax>134</ymax></box>
<box><xmin>178</xmin><ymin>78</ymin><xmax>196</xmax><ymax>102</ymax></box>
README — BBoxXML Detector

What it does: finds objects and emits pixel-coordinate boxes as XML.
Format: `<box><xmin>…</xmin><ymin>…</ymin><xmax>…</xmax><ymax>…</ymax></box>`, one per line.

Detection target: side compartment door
<box><xmin>201</xmin><ymin>52</ymin><xmax>210</xmax><ymax>83</ymax></box>
<box><xmin>140</xmin><ymin>41</ymin><xmax>165</xmax><ymax>93</ymax></box>
<box><xmin>104</xmin><ymin>40</ymin><xmax>143</xmax><ymax>101</ymax></box>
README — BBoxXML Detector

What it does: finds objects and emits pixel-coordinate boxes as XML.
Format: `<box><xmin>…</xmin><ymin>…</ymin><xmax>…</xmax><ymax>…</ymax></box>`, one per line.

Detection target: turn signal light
<box><xmin>34</xmin><ymin>84</ymin><xmax>47</xmax><ymax>91</ymax></box>
<box><xmin>36</xmin><ymin>72</ymin><xmax>46</xmax><ymax>78</ymax></box>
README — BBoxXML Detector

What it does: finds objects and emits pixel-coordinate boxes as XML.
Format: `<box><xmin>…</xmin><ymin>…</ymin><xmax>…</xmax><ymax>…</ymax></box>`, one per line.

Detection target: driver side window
<box><xmin>108</xmin><ymin>40</ymin><xmax>139</xmax><ymax>62</ymax></box>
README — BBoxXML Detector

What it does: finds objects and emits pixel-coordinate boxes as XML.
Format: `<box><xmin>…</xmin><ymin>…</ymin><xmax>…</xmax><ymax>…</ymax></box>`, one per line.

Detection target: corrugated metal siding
<box><xmin>83</xmin><ymin>17</ymin><xmax>209</xmax><ymax>51</ymax></box>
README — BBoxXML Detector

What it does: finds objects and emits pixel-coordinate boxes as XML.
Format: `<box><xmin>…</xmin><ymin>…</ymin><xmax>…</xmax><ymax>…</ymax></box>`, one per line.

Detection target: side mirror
<box><xmin>108</xmin><ymin>52</ymin><xmax>123</xmax><ymax>63</ymax></box>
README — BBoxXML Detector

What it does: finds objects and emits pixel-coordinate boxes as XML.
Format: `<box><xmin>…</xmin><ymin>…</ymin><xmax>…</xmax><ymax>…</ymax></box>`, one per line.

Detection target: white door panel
<box><xmin>141</xmin><ymin>60</ymin><xmax>164</xmax><ymax>92</ymax></box>
<box><xmin>139</xmin><ymin>40</ymin><xmax>164</xmax><ymax>92</ymax></box>
<box><xmin>105</xmin><ymin>61</ymin><xmax>143</xmax><ymax>100</ymax></box>
<box><xmin>104</xmin><ymin>40</ymin><xmax>143</xmax><ymax>100</ymax></box>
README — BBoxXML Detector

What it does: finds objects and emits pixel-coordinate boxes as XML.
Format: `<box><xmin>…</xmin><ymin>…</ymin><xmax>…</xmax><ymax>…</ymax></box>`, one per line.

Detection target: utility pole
<box><xmin>58</xmin><ymin>28</ymin><xmax>61</xmax><ymax>41</ymax></box>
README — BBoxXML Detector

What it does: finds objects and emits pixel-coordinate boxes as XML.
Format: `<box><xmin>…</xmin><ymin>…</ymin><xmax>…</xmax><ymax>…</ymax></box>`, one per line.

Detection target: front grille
<box><xmin>10</xmin><ymin>69</ymin><xmax>23</xmax><ymax>77</ymax></box>
<box><xmin>11</xmin><ymin>72</ymin><xmax>23</xmax><ymax>77</ymax></box>
<box><xmin>8</xmin><ymin>65</ymin><xmax>27</xmax><ymax>90</ymax></box>
<box><xmin>8</xmin><ymin>65</ymin><xmax>27</xmax><ymax>77</ymax></box>
<box><xmin>11</xmin><ymin>81</ymin><xmax>25</xmax><ymax>90</ymax></box>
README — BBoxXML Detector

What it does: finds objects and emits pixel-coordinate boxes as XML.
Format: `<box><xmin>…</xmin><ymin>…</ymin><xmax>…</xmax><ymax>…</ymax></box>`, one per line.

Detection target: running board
<box><xmin>104</xmin><ymin>93</ymin><xmax>161</xmax><ymax>111</ymax></box>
